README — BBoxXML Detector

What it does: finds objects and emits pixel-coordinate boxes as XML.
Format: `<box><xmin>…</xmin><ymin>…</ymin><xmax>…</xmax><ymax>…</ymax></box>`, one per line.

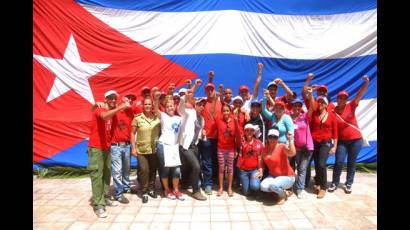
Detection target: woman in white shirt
<box><xmin>153</xmin><ymin>90</ymin><xmax>184</xmax><ymax>200</ymax></box>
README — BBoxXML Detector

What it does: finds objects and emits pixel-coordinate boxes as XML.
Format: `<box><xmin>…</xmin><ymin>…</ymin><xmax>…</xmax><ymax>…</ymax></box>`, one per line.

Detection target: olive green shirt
<box><xmin>132</xmin><ymin>113</ymin><xmax>160</xmax><ymax>154</ymax></box>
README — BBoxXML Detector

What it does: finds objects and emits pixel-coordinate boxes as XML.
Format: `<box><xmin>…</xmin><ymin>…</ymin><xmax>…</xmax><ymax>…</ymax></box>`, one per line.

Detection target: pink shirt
<box><xmin>292</xmin><ymin>112</ymin><xmax>314</xmax><ymax>151</ymax></box>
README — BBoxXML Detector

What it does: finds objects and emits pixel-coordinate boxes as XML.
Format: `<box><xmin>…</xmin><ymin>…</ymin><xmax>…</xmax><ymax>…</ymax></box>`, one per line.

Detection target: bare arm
<box><xmin>100</xmin><ymin>102</ymin><xmax>130</xmax><ymax>120</ymax></box>
<box><xmin>91</xmin><ymin>102</ymin><xmax>107</xmax><ymax>112</ymax></box>
<box><xmin>352</xmin><ymin>75</ymin><xmax>370</xmax><ymax>105</ymax></box>
<box><xmin>283</xmin><ymin>132</ymin><xmax>296</xmax><ymax>157</ymax></box>
<box><xmin>307</xmin><ymin>88</ymin><xmax>315</xmax><ymax>119</ymax></box>
<box><xmin>275</xmin><ymin>78</ymin><xmax>293</xmax><ymax>99</ymax></box>
<box><xmin>191</xmin><ymin>79</ymin><xmax>202</xmax><ymax>94</ymax></box>
<box><xmin>153</xmin><ymin>91</ymin><xmax>162</xmax><ymax>118</ymax></box>
<box><xmin>262</xmin><ymin>89</ymin><xmax>274</xmax><ymax>120</ymax></box>
<box><xmin>210</xmin><ymin>90</ymin><xmax>217</xmax><ymax>118</ymax></box>
<box><xmin>252</xmin><ymin>63</ymin><xmax>263</xmax><ymax>100</ymax></box>
<box><xmin>303</xmin><ymin>73</ymin><xmax>315</xmax><ymax>95</ymax></box>
<box><xmin>185</xmin><ymin>79</ymin><xmax>193</xmax><ymax>90</ymax></box>
<box><xmin>218</xmin><ymin>84</ymin><xmax>224</xmax><ymax>103</ymax></box>
<box><xmin>130</xmin><ymin>125</ymin><xmax>138</xmax><ymax>156</ymax></box>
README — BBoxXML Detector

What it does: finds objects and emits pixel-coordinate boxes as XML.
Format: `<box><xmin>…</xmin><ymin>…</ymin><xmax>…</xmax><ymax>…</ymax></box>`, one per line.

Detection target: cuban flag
<box><xmin>33</xmin><ymin>0</ymin><xmax>377</xmax><ymax>168</ymax></box>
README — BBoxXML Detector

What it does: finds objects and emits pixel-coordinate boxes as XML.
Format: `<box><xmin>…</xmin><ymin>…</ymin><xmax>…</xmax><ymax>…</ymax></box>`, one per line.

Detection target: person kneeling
<box><xmin>237</xmin><ymin>124</ymin><xmax>264</xmax><ymax>198</ymax></box>
<box><xmin>260</xmin><ymin>129</ymin><xmax>296</xmax><ymax>205</ymax></box>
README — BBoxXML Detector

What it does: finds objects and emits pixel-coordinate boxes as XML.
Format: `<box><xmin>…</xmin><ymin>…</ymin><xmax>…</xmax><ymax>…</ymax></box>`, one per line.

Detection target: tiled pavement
<box><xmin>33</xmin><ymin>171</ymin><xmax>376</xmax><ymax>230</ymax></box>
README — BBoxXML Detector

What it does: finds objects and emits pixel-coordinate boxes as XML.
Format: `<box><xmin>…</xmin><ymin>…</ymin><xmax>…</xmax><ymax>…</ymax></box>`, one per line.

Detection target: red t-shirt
<box><xmin>239</xmin><ymin>139</ymin><xmax>264</xmax><ymax>171</ymax></box>
<box><xmin>201</xmin><ymin>99</ymin><xmax>222</xmax><ymax>139</ymax></box>
<box><xmin>309</xmin><ymin>109</ymin><xmax>338</xmax><ymax>143</ymax></box>
<box><xmin>111</xmin><ymin>109</ymin><xmax>134</xmax><ymax>143</ymax></box>
<box><xmin>215</xmin><ymin>114</ymin><xmax>241</xmax><ymax>151</ymax></box>
<box><xmin>263</xmin><ymin>144</ymin><xmax>295</xmax><ymax>177</ymax></box>
<box><xmin>88</xmin><ymin>107</ymin><xmax>116</xmax><ymax>151</ymax></box>
<box><xmin>333</xmin><ymin>101</ymin><xmax>362</xmax><ymax>141</ymax></box>
<box><xmin>235</xmin><ymin>111</ymin><xmax>246</xmax><ymax>138</ymax></box>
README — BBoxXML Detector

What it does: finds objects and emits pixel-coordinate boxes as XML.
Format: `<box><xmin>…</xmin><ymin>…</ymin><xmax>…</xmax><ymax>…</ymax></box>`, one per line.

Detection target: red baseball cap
<box><xmin>239</xmin><ymin>85</ymin><xmax>249</xmax><ymax>91</ymax></box>
<box><xmin>337</xmin><ymin>90</ymin><xmax>349</xmax><ymax>98</ymax></box>
<box><xmin>205</xmin><ymin>83</ymin><xmax>215</xmax><ymax>90</ymax></box>
<box><xmin>274</xmin><ymin>100</ymin><xmax>286</xmax><ymax>108</ymax></box>
<box><xmin>124</xmin><ymin>92</ymin><xmax>136</xmax><ymax>101</ymax></box>
<box><xmin>317</xmin><ymin>85</ymin><xmax>328</xmax><ymax>92</ymax></box>
<box><xmin>141</xmin><ymin>87</ymin><xmax>151</xmax><ymax>93</ymax></box>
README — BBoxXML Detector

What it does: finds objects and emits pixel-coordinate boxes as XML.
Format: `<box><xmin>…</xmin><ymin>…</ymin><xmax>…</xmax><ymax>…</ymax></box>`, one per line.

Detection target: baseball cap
<box><xmin>124</xmin><ymin>92</ymin><xmax>136</xmax><ymax>101</ymax></box>
<box><xmin>195</xmin><ymin>97</ymin><xmax>207</xmax><ymax>104</ymax></box>
<box><xmin>141</xmin><ymin>87</ymin><xmax>151</xmax><ymax>93</ymax></box>
<box><xmin>104</xmin><ymin>90</ymin><xmax>119</xmax><ymax>98</ymax></box>
<box><xmin>244</xmin><ymin>124</ymin><xmax>256</xmax><ymax>131</ymax></box>
<box><xmin>274</xmin><ymin>100</ymin><xmax>286</xmax><ymax>108</ymax></box>
<box><xmin>337</xmin><ymin>90</ymin><xmax>349</xmax><ymax>98</ymax></box>
<box><xmin>232</xmin><ymin>96</ymin><xmax>243</xmax><ymax>103</ymax></box>
<box><xmin>173</xmin><ymin>93</ymin><xmax>180</xmax><ymax>98</ymax></box>
<box><xmin>267</xmin><ymin>81</ymin><xmax>278</xmax><ymax>88</ymax></box>
<box><xmin>250</xmin><ymin>100</ymin><xmax>261</xmax><ymax>107</ymax></box>
<box><xmin>205</xmin><ymin>83</ymin><xmax>215</xmax><ymax>90</ymax></box>
<box><xmin>317</xmin><ymin>85</ymin><xmax>328</xmax><ymax>92</ymax></box>
<box><xmin>178</xmin><ymin>88</ymin><xmax>188</xmax><ymax>95</ymax></box>
<box><xmin>316</xmin><ymin>96</ymin><xmax>329</xmax><ymax>105</ymax></box>
<box><xmin>239</xmin><ymin>85</ymin><xmax>249</xmax><ymax>91</ymax></box>
<box><xmin>268</xmin><ymin>129</ymin><xmax>280</xmax><ymax>137</ymax></box>
<box><xmin>291</xmin><ymin>98</ymin><xmax>303</xmax><ymax>106</ymax></box>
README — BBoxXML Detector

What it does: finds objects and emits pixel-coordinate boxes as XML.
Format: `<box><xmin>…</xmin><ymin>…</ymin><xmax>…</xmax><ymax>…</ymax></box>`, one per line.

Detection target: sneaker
<box><xmin>123</xmin><ymin>189</ymin><xmax>132</xmax><ymax>194</ymax></box>
<box><xmin>192</xmin><ymin>191</ymin><xmax>207</xmax><ymax>201</ymax></box>
<box><xmin>296</xmin><ymin>190</ymin><xmax>304</xmax><ymax>199</ymax></box>
<box><xmin>204</xmin><ymin>186</ymin><xmax>212</xmax><ymax>195</ymax></box>
<box><xmin>105</xmin><ymin>198</ymin><xmax>119</xmax><ymax>207</ymax></box>
<box><xmin>328</xmin><ymin>183</ymin><xmax>337</xmax><ymax>192</ymax></box>
<box><xmin>317</xmin><ymin>189</ymin><xmax>326</xmax><ymax>199</ymax></box>
<box><xmin>94</xmin><ymin>208</ymin><xmax>107</xmax><ymax>218</ymax></box>
<box><xmin>344</xmin><ymin>184</ymin><xmax>352</xmax><ymax>194</ymax></box>
<box><xmin>174</xmin><ymin>190</ymin><xmax>186</xmax><ymax>201</ymax></box>
<box><xmin>142</xmin><ymin>193</ymin><xmax>149</xmax><ymax>203</ymax></box>
<box><xmin>148</xmin><ymin>190</ymin><xmax>157</xmax><ymax>199</ymax></box>
<box><xmin>116</xmin><ymin>195</ymin><xmax>129</xmax><ymax>204</ymax></box>
<box><xmin>166</xmin><ymin>189</ymin><xmax>176</xmax><ymax>200</ymax></box>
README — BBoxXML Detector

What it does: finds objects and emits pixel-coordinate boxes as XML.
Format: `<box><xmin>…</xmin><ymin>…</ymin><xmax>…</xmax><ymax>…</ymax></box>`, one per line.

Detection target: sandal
<box><xmin>217</xmin><ymin>190</ymin><xmax>223</xmax><ymax>196</ymax></box>
<box><xmin>228</xmin><ymin>190</ymin><xmax>234</xmax><ymax>197</ymax></box>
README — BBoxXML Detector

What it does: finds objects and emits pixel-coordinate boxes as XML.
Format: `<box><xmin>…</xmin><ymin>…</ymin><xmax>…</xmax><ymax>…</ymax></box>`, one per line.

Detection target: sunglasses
<box><xmin>268</xmin><ymin>135</ymin><xmax>279</xmax><ymax>140</ymax></box>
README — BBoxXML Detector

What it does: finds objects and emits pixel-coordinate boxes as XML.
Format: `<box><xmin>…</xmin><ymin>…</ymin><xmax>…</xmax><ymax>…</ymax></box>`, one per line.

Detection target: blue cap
<box><xmin>250</xmin><ymin>100</ymin><xmax>261</xmax><ymax>107</ymax></box>
<box><xmin>291</xmin><ymin>98</ymin><xmax>303</xmax><ymax>105</ymax></box>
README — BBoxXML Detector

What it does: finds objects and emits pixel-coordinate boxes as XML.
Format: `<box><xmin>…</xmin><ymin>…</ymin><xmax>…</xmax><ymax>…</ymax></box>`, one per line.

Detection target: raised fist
<box><xmin>274</xmin><ymin>78</ymin><xmax>282</xmax><ymax>85</ymax></box>
<box><xmin>195</xmin><ymin>79</ymin><xmax>202</xmax><ymax>85</ymax></box>
<box><xmin>362</xmin><ymin>75</ymin><xmax>369</xmax><ymax>83</ymax></box>
<box><xmin>307</xmin><ymin>73</ymin><xmax>314</xmax><ymax>80</ymax></box>
<box><xmin>208</xmin><ymin>71</ymin><xmax>214</xmax><ymax>78</ymax></box>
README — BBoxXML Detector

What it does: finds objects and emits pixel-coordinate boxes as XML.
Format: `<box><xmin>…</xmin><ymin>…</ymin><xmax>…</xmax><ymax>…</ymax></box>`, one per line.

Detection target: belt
<box><xmin>111</xmin><ymin>141</ymin><xmax>131</xmax><ymax>146</ymax></box>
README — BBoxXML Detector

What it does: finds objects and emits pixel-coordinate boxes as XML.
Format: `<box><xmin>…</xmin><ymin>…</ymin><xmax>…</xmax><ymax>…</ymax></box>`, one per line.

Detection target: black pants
<box><xmin>137</xmin><ymin>154</ymin><xmax>158</xmax><ymax>194</ymax></box>
<box><xmin>180</xmin><ymin>144</ymin><xmax>201</xmax><ymax>193</ymax></box>
<box><xmin>312</xmin><ymin>140</ymin><xmax>332</xmax><ymax>190</ymax></box>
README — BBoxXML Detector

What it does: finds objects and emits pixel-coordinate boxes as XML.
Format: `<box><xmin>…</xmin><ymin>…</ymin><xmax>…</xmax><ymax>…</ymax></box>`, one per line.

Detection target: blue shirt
<box><xmin>262</xmin><ymin>98</ymin><xmax>294</xmax><ymax>144</ymax></box>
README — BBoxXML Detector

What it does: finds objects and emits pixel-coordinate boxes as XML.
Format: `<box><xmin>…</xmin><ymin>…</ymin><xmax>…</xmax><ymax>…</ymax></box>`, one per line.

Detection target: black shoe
<box><xmin>148</xmin><ymin>190</ymin><xmax>157</xmax><ymax>198</ymax></box>
<box><xmin>344</xmin><ymin>184</ymin><xmax>352</xmax><ymax>194</ymax></box>
<box><xmin>142</xmin><ymin>194</ymin><xmax>149</xmax><ymax>203</ymax></box>
<box><xmin>116</xmin><ymin>195</ymin><xmax>130</xmax><ymax>204</ymax></box>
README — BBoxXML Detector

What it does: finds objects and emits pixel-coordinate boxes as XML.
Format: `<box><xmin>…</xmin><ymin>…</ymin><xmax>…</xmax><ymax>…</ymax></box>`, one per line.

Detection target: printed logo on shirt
<box><xmin>171</xmin><ymin>122</ymin><xmax>180</xmax><ymax>134</ymax></box>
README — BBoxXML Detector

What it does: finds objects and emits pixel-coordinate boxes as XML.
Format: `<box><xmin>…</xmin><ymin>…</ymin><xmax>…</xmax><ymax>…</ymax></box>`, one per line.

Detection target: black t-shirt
<box><xmin>246</xmin><ymin>113</ymin><xmax>268</xmax><ymax>144</ymax></box>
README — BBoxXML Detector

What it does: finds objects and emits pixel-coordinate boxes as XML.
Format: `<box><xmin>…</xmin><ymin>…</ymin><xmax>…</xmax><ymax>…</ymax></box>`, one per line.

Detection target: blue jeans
<box><xmin>293</xmin><ymin>147</ymin><xmax>313</xmax><ymax>191</ymax></box>
<box><xmin>239</xmin><ymin>169</ymin><xmax>261</xmax><ymax>195</ymax></box>
<box><xmin>260</xmin><ymin>175</ymin><xmax>295</xmax><ymax>198</ymax></box>
<box><xmin>332</xmin><ymin>138</ymin><xmax>363</xmax><ymax>186</ymax></box>
<box><xmin>111</xmin><ymin>144</ymin><xmax>131</xmax><ymax>199</ymax></box>
<box><xmin>199</xmin><ymin>139</ymin><xmax>217</xmax><ymax>187</ymax></box>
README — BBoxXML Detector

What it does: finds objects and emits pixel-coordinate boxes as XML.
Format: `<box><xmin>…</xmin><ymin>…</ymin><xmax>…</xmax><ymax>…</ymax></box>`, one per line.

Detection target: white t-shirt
<box><xmin>159</xmin><ymin>112</ymin><xmax>182</xmax><ymax>145</ymax></box>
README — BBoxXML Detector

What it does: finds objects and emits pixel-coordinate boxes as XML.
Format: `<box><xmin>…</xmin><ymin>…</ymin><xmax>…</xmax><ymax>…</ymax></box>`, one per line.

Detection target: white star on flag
<box><xmin>33</xmin><ymin>34</ymin><xmax>111</xmax><ymax>104</ymax></box>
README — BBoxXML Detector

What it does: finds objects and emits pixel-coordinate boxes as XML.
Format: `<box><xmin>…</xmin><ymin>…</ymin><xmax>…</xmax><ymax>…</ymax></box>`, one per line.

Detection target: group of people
<box><xmin>87</xmin><ymin>63</ymin><xmax>370</xmax><ymax>218</ymax></box>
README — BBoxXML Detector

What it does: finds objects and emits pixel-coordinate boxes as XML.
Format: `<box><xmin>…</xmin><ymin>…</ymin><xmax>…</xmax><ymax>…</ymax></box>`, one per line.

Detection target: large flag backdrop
<box><xmin>33</xmin><ymin>0</ymin><xmax>377</xmax><ymax>168</ymax></box>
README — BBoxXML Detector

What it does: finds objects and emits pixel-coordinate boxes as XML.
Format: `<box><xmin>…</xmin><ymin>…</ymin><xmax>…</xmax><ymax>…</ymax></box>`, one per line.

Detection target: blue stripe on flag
<box><xmin>77</xmin><ymin>0</ymin><xmax>376</xmax><ymax>15</ymax></box>
<box><xmin>164</xmin><ymin>54</ymin><xmax>377</xmax><ymax>101</ymax></box>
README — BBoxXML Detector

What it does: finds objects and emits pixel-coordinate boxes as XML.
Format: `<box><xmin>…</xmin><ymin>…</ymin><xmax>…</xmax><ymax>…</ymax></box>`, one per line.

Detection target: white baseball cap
<box><xmin>267</xmin><ymin>129</ymin><xmax>279</xmax><ymax>137</ymax></box>
<box><xmin>244</xmin><ymin>124</ymin><xmax>257</xmax><ymax>131</ymax></box>
<box><xmin>232</xmin><ymin>96</ymin><xmax>243</xmax><ymax>103</ymax></box>
<box><xmin>178</xmin><ymin>88</ymin><xmax>188</xmax><ymax>95</ymax></box>
<box><xmin>104</xmin><ymin>90</ymin><xmax>119</xmax><ymax>98</ymax></box>
<box><xmin>316</xmin><ymin>96</ymin><xmax>329</xmax><ymax>105</ymax></box>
